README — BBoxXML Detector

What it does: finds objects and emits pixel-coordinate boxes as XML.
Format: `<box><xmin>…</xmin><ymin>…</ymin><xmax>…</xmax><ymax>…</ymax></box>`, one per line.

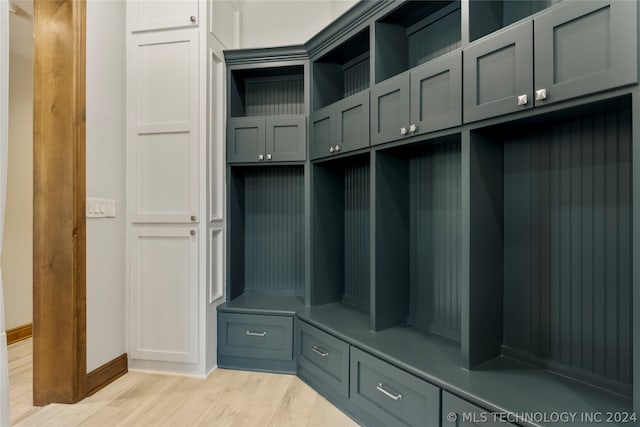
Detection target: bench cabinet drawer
<box><xmin>218</xmin><ymin>313</ymin><xmax>293</xmax><ymax>361</ymax></box>
<box><xmin>442</xmin><ymin>392</ymin><xmax>518</xmax><ymax>426</ymax></box>
<box><xmin>296</xmin><ymin>320</ymin><xmax>350</xmax><ymax>398</ymax></box>
<box><xmin>350</xmin><ymin>347</ymin><xmax>440</xmax><ymax>427</ymax></box>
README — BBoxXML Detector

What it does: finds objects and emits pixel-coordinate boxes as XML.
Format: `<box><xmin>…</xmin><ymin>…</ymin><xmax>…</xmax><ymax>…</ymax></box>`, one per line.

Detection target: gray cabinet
<box><xmin>309</xmin><ymin>91</ymin><xmax>370</xmax><ymax>160</ymax></box>
<box><xmin>465</xmin><ymin>0</ymin><xmax>637</xmax><ymax>122</ymax></box>
<box><xmin>218</xmin><ymin>313</ymin><xmax>293</xmax><ymax>361</ymax></box>
<box><xmin>373</xmin><ymin>51</ymin><xmax>462</xmax><ymax>146</ymax></box>
<box><xmin>296</xmin><ymin>320</ymin><xmax>350</xmax><ymax>398</ymax></box>
<box><xmin>350</xmin><ymin>347</ymin><xmax>441</xmax><ymax>427</ymax></box>
<box><xmin>534</xmin><ymin>0</ymin><xmax>637</xmax><ymax>107</ymax></box>
<box><xmin>228</xmin><ymin>115</ymin><xmax>306</xmax><ymax>163</ymax></box>
<box><xmin>441</xmin><ymin>392</ymin><xmax>517</xmax><ymax>426</ymax></box>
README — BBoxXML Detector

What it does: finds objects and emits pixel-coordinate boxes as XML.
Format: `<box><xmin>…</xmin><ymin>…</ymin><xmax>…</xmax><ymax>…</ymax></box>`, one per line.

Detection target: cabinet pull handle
<box><xmin>266</xmin><ymin>154</ymin><xmax>272</xmax><ymax>160</ymax></box>
<box><xmin>334</xmin><ymin>145</ymin><xmax>340</xmax><ymax>152</ymax></box>
<box><xmin>376</xmin><ymin>383</ymin><xmax>402</xmax><ymax>401</ymax></box>
<box><xmin>535</xmin><ymin>89</ymin><xmax>547</xmax><ymax>101</ymax></box>
<box><xmin>190</xmin><ymin>230</ymin><xmax>196</xmax><ymax>236</ymax></box>
<box><xmin>329</xmin><ymin>146</ymin><xmax>335</xmax><ymax>153</ymax></box>
<box><xmin>517</xmin><ymin>94</ymin><xmax>528</xmax><ymax>106</ymax></box>
<box><xmin>190</xmin><ymin>215</ymin><xmax>197</xmax><ymax>222</ymax></box>
<box><xmin>258</xmin><ymin>154</ymin><xmax>264</xmax><ymax>161</ymax></box>
<box><xmin>409</xmin><ymin>124</ymin><xmax>417</xmax><ymax>133</ymax></box>
<box><xmin>190</xmin><ymin>16</ymin><xmax>197</xmax><ymax>23</ymax></box>
<box><xmin>245</xmin><ymin>330</ymin><xmax>266</xmax><ymax>337</ymax></box>
<box><xmin>311</xmin><ymin>345</ymin><xmax>329</xmax><ymax>357</ymax></box>
<box><xmin>400</xmin><ymin>127</ymin><xmax>407</xmax><ymax>135</ymax></box>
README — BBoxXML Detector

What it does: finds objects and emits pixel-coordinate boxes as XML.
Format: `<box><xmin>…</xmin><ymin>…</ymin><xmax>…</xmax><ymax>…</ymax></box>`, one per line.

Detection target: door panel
<box><xmin>266</xmin><ymin>115</ymin><xmax>306</xmax><ymax>162</ymax></box>
<box><xmin>371</xmin><ymin>72</ymin><xmax>410</xmax><ymax>146</ymax></box>
<box><xmin>335</xmin><ymin>90</ymin><xmax>370</xmax><ymax>154</ymax></box>
<box><xmin>227</xmin><ymin>117</ymin><xmax>265</xmax><ymax>164</ymax></box>
<box><xmin>464</xmin><ymin>20</ymin><xmax>533</xmax><ymax>123</ymax></box>
<box><xmin>534</xmin><ymin>0</ymin><xmax>637</xmax><ymax>106</ymax></box>
<box><xmin>309</xmin><ymin>105</ymin><xmax>335</xmax><ymax>160</ymax></box>
<box><xmin>128</xmin><ymin>0</ymin><xmax>198</xmax><ymax>32</ymax></box>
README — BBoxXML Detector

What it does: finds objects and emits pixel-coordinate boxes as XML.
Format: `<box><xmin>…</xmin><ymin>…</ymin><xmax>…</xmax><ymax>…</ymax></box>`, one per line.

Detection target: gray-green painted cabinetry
<box><xmin>227</xmin><ymin>115</ymin><xmax>306</xmax><ymax>163</ymax></box>
<box><xmin>372</xmin><ymin>51</ymin><xmax>462</xmax><ymax>146</ymax></box>
<box><xmin>464</xmin><ymin>0</ymin><xmax>637</xmax><ymax>123</ymax></box>
<box><xmin>309</xmin><ymin>91</ymin><xmax>370</xmax><ymax>160</ymax></box>
<box><xmin>350</xmin><ymin>347</ymin><xmax>441</xmax><ymax>427</ymax></box>
<box><xmin>441</xmin><ymin>392</ymin><xmax>517</xmax><ymax>427</ymax></box>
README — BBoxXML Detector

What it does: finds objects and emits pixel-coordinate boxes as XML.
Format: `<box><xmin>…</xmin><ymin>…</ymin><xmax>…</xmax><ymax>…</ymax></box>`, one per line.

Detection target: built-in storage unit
<box><xmin>220</xmin><ymin>0</ymin><xmax>639</xmax><ymax>423</ymax></box>
<box><xmin>311</xmin><ymin>153</ymin><xmax>371</xmax><ymax>312</ymax></box>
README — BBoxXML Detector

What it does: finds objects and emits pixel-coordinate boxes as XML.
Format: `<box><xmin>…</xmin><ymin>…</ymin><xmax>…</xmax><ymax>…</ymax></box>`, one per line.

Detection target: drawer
<box><xmin>296</xmin><ymin>320</ymin><xmax>350</xmax><ymax>398</ymax></box>
<box><xmin>350</xmin><ymin>347</ymin><xmax>440</xmax><ymax>427</ymax></box>
<box><xmin>442</xmin><ymin>392</ymin><xmax>517</xmax><ymax>426</ymax></box>
<box><xmin>218</xmin><ymin>313</ymin><xmax>293</xmax><ymax>361</ymax></box>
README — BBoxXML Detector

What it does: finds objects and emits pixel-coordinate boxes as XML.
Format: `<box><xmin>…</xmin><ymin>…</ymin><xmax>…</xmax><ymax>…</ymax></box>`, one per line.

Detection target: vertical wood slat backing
<box><xmin>245</xmin><ymin>77</ymin><xmax>304</xmax><ymax>116</ymax></box>
<box><xmin>244</xmin><ymin>167</ymin><xmax>305</xmax><ymax>295</ymax></box>
<box><xmin>343</xmin><ymin>57</ymin><xmax>370</xmax><ymax>99</ymax></box>
<box><xmin>407</xmin><ymin>140</ymin><xmax>462</xmax><ymax>341</ymax></box>
<box><xmin>343</xmin><ymin>161</ymin><xmax>371</xmax><ymax>311</ymax></box>
<box><xmin>503</xmin><ymin>103</ymin><xmax>632</xmax><ymax>386</ymax></box>
<box><xmin>408</xmin><ymin>8</ymin><xmax>461</xmax><ymax>68</ymax></box>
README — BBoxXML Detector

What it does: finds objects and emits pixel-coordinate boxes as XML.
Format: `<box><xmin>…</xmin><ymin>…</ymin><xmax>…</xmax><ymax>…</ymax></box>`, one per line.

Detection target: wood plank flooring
<box><xmin>9</xmin><ymin>339</ymin><xmax>360</xmax><ymax>426</ymax></box>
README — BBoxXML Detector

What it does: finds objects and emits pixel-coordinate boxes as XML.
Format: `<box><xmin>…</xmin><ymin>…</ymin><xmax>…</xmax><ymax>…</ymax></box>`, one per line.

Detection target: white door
<box><xmin>128</xmin><ymin>0</ymin><xmax>199</xmax><ymax>32</ymax></box>
<box><xmin>130</xmin><ymin>227</ymin><xmax>198</xmax><ymax>363</ymax></box>
<box><xmin>129</xmin><ymin>29</ymin><xmax>199</xmax><ymax>224</ymax></box>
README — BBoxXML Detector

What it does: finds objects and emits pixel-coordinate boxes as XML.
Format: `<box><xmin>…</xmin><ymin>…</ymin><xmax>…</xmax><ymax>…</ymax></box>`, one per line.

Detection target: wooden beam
<box><xmin>33</xmin><ymin>0</ymin><xmax>86</xmax><ymax>405</ymax></box>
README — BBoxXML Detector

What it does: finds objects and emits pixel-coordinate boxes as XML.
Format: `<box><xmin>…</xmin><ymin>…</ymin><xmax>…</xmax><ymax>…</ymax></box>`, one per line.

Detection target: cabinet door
<box><xmin>227</xmin><ymin>117</ymin><xmax>265</xmax><ymax>164</ymax></box>
<box><xmin>335</xmin><ymin>90</ymin><xmax>370</xmax><ymax>154</ymax></box>
<box><xmin>371</xmin><ymin>72</ymin><xmax>410</xmax><ymax>146</ymax></box>
<box><xmin>129</xmin><ymin>227</ymin><xmax>198</xmax><ymax>364</ymax></box>
<box><xmin>411</xmin><ymin>50</ymin><xmax>462</xmax><ymax>136</ymax></box>
<box><xmin>309</xmin><ymin>105</ymin><xmax>335</xmax><ymax>160</ymax></box>
<box><xmin>441</xmin><ymin>392</ymin><xmax>517</xmax><ymax>426</ymax></box>
<box><xmin>128</xmin><ymin>0</ymin><xmax>199</xmax><ymax>32</ymax></box>
<box><xmin>463</xmin><ymin>20</ymin><xmax>533</xmax><ymax>123</ymax></box>
<box><xmin>265</xmin><ymin>115</ymin><xmax>306</xmax><ymax>162</ymax></box>
<box><xmin>534</xmin><ymin>0</ymin><xmax>637</xmax><ymax>107</ymax></box>
<box><xmin>130</xmin><ymin>30</ymin><xmax>199</xmax><ymax>223</ymax></box>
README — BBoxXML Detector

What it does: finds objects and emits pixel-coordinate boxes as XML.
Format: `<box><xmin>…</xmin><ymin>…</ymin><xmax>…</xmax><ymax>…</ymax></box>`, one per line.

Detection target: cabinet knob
<box><xmin>190</xmin><ymin>15</ymin><xmax>197</xmax><ymax>23</ymax></box>
<box><xmin>400</xmin><ymin>127</ymin><xmax>407</xmax><ymax>135</ymax></box>
<box><xmin>190</xmin><ymin>215</ymin><xmax>197</xmax><ymax>222</ymax></box>
<box><xmin>266</xmin><ymin>154</ymin><xmax>272</xmax><ymax>160</ymax></box>
<box><xmin>409</xmin><ymin>124</ymin><xmax>417</xmax><ymax>133</ymax></box>
<box><xmin>535</xmin><ymin>89</ymin><xmax>547</xmax><ymax>101</ymax></box>
<box><xmin>190</xmin><ymin>230</ymin><xmax>196</xmax><ymax>236</ymax></box>
<box><xmin>329</xmin><ymin>146</ymin><xmax>335</xmax><ymax>153</ymax></box>
<box><xmin>517</xmin><ymin>94</ymin><xmax>528</xmax><ymax>106</ymax></box>
<box><xmin>334</xmin><ymin>145</ymin><xmax>341</xmax><ymax>152</ymax></box>
<box><xmin>258</xmin><ymin>154</ymin><xmax>264</xmax><ymax>161</ymax></box>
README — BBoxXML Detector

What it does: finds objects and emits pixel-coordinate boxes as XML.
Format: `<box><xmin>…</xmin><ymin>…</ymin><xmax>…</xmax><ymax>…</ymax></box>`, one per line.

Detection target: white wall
<box><xmin>86</xmin><ymin>0</ymin><xmax>127</xmax><ymax>372</ymax></box>
<box><xmin>2</xmin><ymin>51</ymin><xmax>33</xmax><ymax>331</ymax></box>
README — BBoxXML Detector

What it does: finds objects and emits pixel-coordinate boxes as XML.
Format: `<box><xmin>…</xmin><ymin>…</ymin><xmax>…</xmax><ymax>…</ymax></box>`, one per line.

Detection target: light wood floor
<box><xmin>9</xmin><ymin>339</ymin><xmax>360</xmax><ymax>426</ymax></box>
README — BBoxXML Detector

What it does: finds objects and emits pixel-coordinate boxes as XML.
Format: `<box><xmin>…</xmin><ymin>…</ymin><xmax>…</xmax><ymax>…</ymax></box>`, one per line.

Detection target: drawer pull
<box><xmin>245</xmin><ymin>330</ymin><xmax>266</xmax><ymax>337</ymax></box>
<box><xmin>376</xmin><ymin>383</ymin><xmax>402</xmax><ymax>401</ymax></box>
<box><xmin>311</xmin><ymin>345</ymin><xmax>329</xmax><ymax>357</ymax></box>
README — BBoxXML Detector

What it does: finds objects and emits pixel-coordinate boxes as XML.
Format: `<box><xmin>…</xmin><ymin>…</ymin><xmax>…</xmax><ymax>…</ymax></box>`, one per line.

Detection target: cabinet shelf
<box><xmin>375</xmin><ymin>0</ymin><xmax>461</xmax><ymax>83</ymax></box>
<box><xmin>312</xmin><ymin>28</ymin><xmax>370</xmax><ymax>111</ymax></box>
<box><xmin>467</xmin><ymin>96</ymin><xmax>633</xmax><ymax>398</ymax></box>
<box><xmin>229</xmin><ymin>65</ymin><xmax>305</xmax><ymax>117</ymax></box>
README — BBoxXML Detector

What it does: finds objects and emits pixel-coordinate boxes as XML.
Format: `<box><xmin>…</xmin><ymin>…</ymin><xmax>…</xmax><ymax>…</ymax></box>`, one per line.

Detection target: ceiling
<box><xmin>9</xmin><ymin>0</ymin><xmax>34</xmax><ymax>60</ymax></box>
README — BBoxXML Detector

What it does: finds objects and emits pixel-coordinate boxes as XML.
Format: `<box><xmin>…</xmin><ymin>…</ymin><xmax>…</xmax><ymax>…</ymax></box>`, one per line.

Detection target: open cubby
<box><xmin>373</xmin><ymin>135</ymin><xmax>461</xmax><ymax>343</ymax></box>
<box><xmin>228</xmin><ymin>165</ymin><xmax>305</xmax><ymax>300</ymax></box>
<box><xmin>469</xmin><ymin>0</ymin><xmax>557</xmax><ymax>42</ymax></box>
<box><xmin>468</xmin><ymin>96</ymin><xmax>632</xmax><ymax>398</ymax></box>
<box><xmin>312</xmin><ymin>28</ymin><xmax>370</xmax><ymax>111</ymax></box>
<box><xmin>375</xmin><ymin>0</ymin><xmax>461</xmax><ymax>83</ymax></box>
<box><xmin>311</xmin><ymin>154</ymin><xmax>371</xmax><ymax>312</ymax></box>
<box><xmin>229</xmin><ymin>65</ymin><xmax>304</xmax><ymax>117</ymax></box>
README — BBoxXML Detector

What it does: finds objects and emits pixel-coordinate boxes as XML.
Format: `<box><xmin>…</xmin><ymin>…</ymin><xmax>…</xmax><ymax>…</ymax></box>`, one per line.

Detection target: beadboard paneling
<box><xmin>343</xmin><ymin>57</ymin><xmax>370</xmax><ymax>98</ymax></box>
<box><xmin>245</xmin><ymin>76</ymin><xmax>304</xmax><ymax>116</ymax></box>
<box><xmin>408</xmin><ymin>7</ymin><xmax>461</xmax><ymax>68</ymax></box>
<box><xmin>408</xmin><ymin>140</ymin><xmax>461</xmax><ymax>341</ymax></box>
<box><xmin>343</xmin><ymin>161</ymin><xmax>371</xmax><ymax>311</ymax></box>
<box><xmin>244</xmin><ymin>167</ymin><xmax>305</xmax><ymax>295</ymax></box>
<box><xmin>503</xmin><ymin>104</ymin><xmax>632</xmax><ymax>389</ymax></box>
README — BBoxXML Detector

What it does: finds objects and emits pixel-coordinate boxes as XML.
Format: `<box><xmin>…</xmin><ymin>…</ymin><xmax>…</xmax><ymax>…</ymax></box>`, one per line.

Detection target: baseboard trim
<box><xmin>6</xmin><ymin>323</ymin><xmax>32</xmax><ymax>345</ymax></box>
<box><xmin>85</xmin><ymin>353</ymin><xmax>128</xmax><ymax>397</ymax></box>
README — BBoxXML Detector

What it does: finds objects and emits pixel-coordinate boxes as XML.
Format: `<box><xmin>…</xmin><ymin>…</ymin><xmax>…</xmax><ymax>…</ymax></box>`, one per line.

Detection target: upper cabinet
<box><xmin>464</xmin><ymin>0</ymin><xmax>637</xmax><ymax>123</ymax></box>
<box><xmin>128</xmin><ymin>0</ymin><xmax>199</xmax><ymax>32</ymax></box>
<box><xmin>310</xmin><ymin>28</ymin><xmax>371</xmax><ymax>160</ymax></box>
<box><xmin>227</xmin><ymin>63</ymin><xmax>307</xmax><ymax>163</ymax></box>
